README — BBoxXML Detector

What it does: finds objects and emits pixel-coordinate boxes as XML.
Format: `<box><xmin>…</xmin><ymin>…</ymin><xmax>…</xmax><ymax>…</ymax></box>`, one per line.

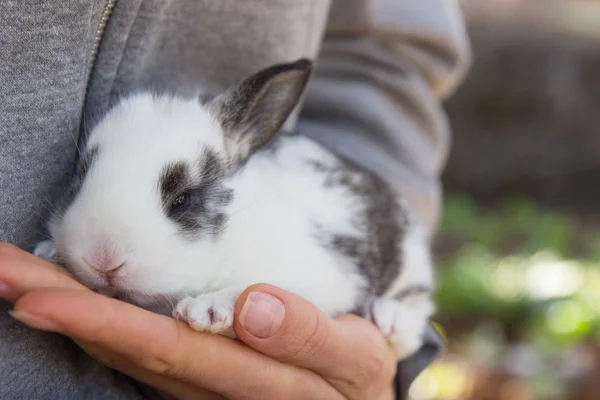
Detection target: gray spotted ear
<box><xmin>209</xmin><ymin>58</ymin><xmax>313</xmax><ymax>163</ymax></box>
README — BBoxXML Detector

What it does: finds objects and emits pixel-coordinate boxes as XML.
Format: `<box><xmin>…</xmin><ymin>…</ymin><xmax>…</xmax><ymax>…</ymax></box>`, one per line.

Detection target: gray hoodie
<box><xmin>0</xmin><ymin>1</ymin><xmax>471</xmax><ymax>398</ymax></box>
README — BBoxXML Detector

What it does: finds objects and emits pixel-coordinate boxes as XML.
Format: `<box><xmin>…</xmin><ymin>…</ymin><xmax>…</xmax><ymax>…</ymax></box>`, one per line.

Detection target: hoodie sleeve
<box><xmin>300</xmin><ymin>0</ymin><xmax>471</xmax><ymax>235</ymax></box>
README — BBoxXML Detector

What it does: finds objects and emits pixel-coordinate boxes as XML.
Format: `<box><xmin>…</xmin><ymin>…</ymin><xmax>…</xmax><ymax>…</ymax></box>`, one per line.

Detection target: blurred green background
<box><xmin>410</xmin><ymin>1</ymin><xmax>600</xmax><ymax>399</ymax></box>
<box><xmin>412</xmin><ymin>196</ymin><xmax>600</xmax><ymax>400</ymax></box>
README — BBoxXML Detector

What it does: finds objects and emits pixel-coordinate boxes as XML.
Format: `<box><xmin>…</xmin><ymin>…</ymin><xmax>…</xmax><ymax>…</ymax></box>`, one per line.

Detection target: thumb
<box><xmin>233</xmin><ymin>284</ymin><xmax>397</xmax><ymax>397</ymax></box>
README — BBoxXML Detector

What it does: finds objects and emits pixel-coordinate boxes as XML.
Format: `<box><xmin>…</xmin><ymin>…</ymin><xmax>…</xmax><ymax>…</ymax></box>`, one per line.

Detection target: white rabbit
<box><xmin>34</xmin><ymin>59</ymin><xmax>435</xmax><ymax>360</ymax></box>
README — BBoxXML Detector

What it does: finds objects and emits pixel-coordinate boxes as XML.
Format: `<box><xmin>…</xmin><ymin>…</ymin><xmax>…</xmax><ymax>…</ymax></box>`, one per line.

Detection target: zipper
<box><xmin>85</xmin><ymin>0</ymin><xmax>117</xmax><ymax>91</ymax></box>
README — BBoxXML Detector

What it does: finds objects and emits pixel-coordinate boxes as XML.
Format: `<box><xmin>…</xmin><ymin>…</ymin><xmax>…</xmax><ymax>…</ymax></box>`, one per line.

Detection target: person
<box><xmin>0</xmin><ymin>0</ymin><xmax>471</xmax><ymax>399</ymax></box>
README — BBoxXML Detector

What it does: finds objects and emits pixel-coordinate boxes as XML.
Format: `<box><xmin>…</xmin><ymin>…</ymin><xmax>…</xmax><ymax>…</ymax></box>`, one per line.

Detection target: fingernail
<box><xmin>239</xmin><ymin>292</ymin><xmax>285</xmax><ymax>339</ymax></box>
<box><xmin>0</xmin><ymin>281</ymin><xmax>13</xmax><ymax>299</ymax></box>
<box><xmin>8</xmin><ymin>310</ymin><xmax>63</xmax><ymax>333</ymax></box>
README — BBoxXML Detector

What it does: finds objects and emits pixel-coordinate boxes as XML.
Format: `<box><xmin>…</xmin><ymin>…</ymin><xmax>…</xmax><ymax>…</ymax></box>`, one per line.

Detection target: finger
<box><xmin>234</xmin><ymin>284</ymin><xmax>397</xmax><ymax>399</ymax></box>
<box><xmin>76</xmin><ymin>340</ymin><xmax>225</xmax><ymax>400</ymax></box>
<box><xmin>0</xmin><ymin>243</ymin><xmax>85</xmax><ymax>302</ymax></box>
<box><xmin>11</xmin><ymin>288</ymin><xmax>344</xmax><ymax>400</ymax></box>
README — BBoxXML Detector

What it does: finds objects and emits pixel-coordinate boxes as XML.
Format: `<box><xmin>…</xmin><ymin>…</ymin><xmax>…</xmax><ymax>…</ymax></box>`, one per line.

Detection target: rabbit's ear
<box><xmin>208</xmin><ymin>59</ymin><xmax>312</xmax><ymax>163</ymax></box>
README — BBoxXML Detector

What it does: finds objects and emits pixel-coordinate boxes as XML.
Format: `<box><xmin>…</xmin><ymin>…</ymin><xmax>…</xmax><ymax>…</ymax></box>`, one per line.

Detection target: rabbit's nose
<box><xmin>86</xmin><ymin>241</ymin><xmax>124</xmax><ymax>273</ymax></box>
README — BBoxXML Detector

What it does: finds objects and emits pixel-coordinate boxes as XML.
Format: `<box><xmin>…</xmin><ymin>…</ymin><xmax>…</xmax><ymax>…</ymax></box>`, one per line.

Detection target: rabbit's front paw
<box><xmin>174</xmin><ymin>287</ymin><xmax>243</xmax><ymax>338</ymax></box>
<box><xmin>33</xmin><ymin>240</ymin><xmax>57</xmax><ymax>262</ymax></box>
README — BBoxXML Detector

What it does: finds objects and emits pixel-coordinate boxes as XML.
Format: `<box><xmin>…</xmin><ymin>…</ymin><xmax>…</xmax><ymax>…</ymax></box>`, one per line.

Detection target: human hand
<box><xmin>0</xmin><ymin>243</ymin><xmax>398</xmax><ymax>400</ymax></box>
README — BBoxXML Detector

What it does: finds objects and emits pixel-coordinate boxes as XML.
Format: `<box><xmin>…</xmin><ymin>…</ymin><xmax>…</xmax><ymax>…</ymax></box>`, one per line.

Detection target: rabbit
<box><xmin>34</xmin><ymin>59</ymin><xmax>435</xmax><ymax>360</ymax></box>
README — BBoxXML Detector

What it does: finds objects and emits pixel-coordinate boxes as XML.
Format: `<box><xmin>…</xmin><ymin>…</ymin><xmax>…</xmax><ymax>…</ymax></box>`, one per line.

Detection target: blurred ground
<box><xmin>410</xmin><ymin>1</ymin><xmax>600</xmax><ymax>399</ymax></box>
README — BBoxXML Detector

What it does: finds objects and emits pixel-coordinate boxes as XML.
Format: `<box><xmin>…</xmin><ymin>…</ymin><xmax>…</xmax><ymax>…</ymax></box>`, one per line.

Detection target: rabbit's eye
<box><xmin>172</xmin><ymin>194</ymin><xmax>186</xmax><ymax>207</ymax></box>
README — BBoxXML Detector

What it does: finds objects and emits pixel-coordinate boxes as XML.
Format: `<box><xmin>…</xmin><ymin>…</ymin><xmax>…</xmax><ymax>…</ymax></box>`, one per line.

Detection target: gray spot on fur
<box><xmin>76</xmin><ymin>146</ymin><xmax>100</xmax><ymax>184</ymax></box>
<box><xmin>312</xmin><ymin>156</ymin><xmax>408</xmax><ymax>298</ymax></box>
<box><xmin>198</xmin><ymin>92</ymin><xmax>216</xmax><ymax>105</ymax></box>
<box><xmin>159</xmin><ymin>148</ymin><xmax>233</xmax><ymax>239</ymax></box>
<box><xmin>159</xmin><ymin>162</ymin><xmax>188</xmax><ymax>202</ymax></box>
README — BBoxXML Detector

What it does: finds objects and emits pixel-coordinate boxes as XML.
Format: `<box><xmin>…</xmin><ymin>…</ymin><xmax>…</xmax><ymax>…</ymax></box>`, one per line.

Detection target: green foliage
<box><xmin>435</xmin><ymin>244</ymin><xmax>529</xmax><ymax>321</ymax></box>
<box><xmin>436</xmin><ymin>194</ymin><xmax>600</xmax><ymax>350</ymax></box>
<box><xmin>439</xmin><ymin>195</ymin><xmax>579</xmax><ymax>257</ymax></box>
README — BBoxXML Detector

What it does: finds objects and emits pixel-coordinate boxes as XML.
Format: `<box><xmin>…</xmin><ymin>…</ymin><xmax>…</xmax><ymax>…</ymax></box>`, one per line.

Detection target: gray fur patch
<box><xmin>159</xmin><ymin>162</ymin><xmax>189</xmax><ymax>202</ymax></box>
<box><xmin>76</xmin><ymin>146</ymin><xmax>100</xmax><ymax>186</ymax></box>
<box><xmin>313</xmin><ymin>157</ymin><xmax>408</xmax><ymax>297</ymax></box>
<box><xmin>210</xmin><ymin>59</ymin><xmax>312</xmax><ymax>164</ymax></box>
<box><xmin>159</xmin><ymin>148</ymin><xmax>233</xmax><ymax>239</ymax></box>
<box><xmin>198</xmin><ymin>92</ymin><xmax>216</xmax><ymax>105</ymax></box>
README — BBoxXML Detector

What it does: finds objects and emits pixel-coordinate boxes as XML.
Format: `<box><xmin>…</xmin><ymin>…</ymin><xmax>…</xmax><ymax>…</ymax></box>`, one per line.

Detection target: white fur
<box><xmin>367</xmin><ymin>297</ymin><xmax>433</xmax><ymax>359</ymax></box>
<box><xmin>45</xmin><ymin>94</ymin><xmax>365</xmax><ymax>315</ymax></box>
<box><xmin>375</xmin><ymin>225</ymin><xmax>436</xmax><ymax>358</ymax></box>
<box><xmin>38</xmin><ymin>93</ymin><xmax>434</xmax><ymax>359</ymax></box>
<box><xmin>386</xmin><ymin>224</ymin><xmax>435</xmax><ymax>303</ymax></box>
